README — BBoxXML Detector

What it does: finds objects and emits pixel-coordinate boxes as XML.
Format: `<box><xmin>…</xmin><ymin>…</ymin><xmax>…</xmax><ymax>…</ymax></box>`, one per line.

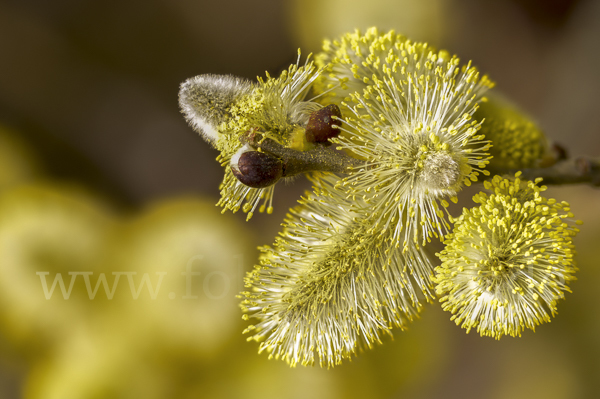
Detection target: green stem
<box><xmin>505</xmin><ymin>157</ymin><xmax>600</xmax><ymax>186</ymax></box>
<box><xmin>243</xmin><ymin>130</ymin><xmax>600</xmax><ymax>187</ymax></box>
<box><xmin>240</xmin><ymin>133</ymin><xmax>363</xmax><ymax>176</ymax></box>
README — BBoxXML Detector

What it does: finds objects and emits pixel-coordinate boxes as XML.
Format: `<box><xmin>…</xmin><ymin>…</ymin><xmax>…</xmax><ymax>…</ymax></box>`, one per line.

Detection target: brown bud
<box><xmin>305</xmin><ymin>104</ymin><xmax>342</xmax><ymax>143</ymax></box>
<box><xmin>231</xmin><ymin>151</ymin><xmax>283</xmax><ymax>188</ymax></box>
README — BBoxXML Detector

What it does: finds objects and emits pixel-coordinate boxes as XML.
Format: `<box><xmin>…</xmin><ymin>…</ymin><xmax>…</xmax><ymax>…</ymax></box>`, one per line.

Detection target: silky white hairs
<box><xmin>179</xmin><ymin>74</ymin><xmax>252</xmax><ymax>144</ymax></box>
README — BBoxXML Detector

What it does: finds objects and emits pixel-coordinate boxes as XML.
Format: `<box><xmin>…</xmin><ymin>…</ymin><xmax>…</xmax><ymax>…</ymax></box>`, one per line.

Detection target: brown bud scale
<box><xmin>231</xmin><ymin>151</ymin><xmax>283</xmax><ymax>188</ymax></box>
<box><xmin>305</xmin><ymin>104</ymin><xmax>342</xmax><ymax>143</ymax></box>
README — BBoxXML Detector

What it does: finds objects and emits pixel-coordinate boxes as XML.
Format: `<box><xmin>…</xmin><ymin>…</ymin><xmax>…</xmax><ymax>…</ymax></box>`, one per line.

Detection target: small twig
<box><xmin>242</xmin><ymin>130</ymin><xmax>599</xmax><ymax>187</ymax></box>
<box><xmin>240</xmin><ymin>133</ymin><xmax>363</xmax><ymax>176</ymax></box>
<box><xmin>506</xmin><ymin>157</ymin><xmax>600</xmax><ymax>186</ymax></box>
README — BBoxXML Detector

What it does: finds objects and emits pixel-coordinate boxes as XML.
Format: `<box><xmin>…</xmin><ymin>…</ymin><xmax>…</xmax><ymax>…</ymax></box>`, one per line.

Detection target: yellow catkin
<box><xmin>318</xmin><ymin>28</ymin><xmax>494</xmax><ymax>245</ymax></box>
<box><xmin>241</xmin><ymin>175</ymin><xmax>434</xmax><ymax>367</ymax></box>
<box><xmin>434</xmin><ymin>174</ymin><xmax>580</xmax><ymax>339</ymax></box>
<box><xmin>214</xmin><ymin>58</ymin><xmax>322</xmax><ymax>219</ymax></box>
<box><xmin>475</xmin><ymin>94</ymin><xmax>550</xmax><ymax>170</ymax></box>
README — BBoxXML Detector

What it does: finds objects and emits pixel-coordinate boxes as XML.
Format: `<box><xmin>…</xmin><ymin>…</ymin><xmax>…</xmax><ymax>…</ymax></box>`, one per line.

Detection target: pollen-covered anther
<box><xmin>305</xmin><ymin>104</ymin><xmax>343</xmax><ymax>143</ymax></box>
<box><xmin>231</xmin><ymin>150</ymin><xmax>283</xmax><ymax>189</ymax></box>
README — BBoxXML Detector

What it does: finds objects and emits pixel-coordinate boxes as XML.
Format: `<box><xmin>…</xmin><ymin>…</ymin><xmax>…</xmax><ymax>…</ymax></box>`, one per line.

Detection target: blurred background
<box><xmin>0</xmin><ymin>0</ymin><xmax>599</xmax><ymax>398</ymax></box>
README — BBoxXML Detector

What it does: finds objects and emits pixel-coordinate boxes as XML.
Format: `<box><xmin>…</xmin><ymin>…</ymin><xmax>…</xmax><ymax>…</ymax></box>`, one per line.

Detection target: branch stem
<box><xmin>505</xmin><ymin>157</ymin><xmax>600</xmax><ymax>187</ymax></box>
<box><xmin>242</xmin><ymin>130</ymin><xmax>600</xmax><ymax>187</ymax></box>
<box><xmin>241</xmin><ymin>133</ymin><xmax>363</xmax><ymax>176</ymax></box>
